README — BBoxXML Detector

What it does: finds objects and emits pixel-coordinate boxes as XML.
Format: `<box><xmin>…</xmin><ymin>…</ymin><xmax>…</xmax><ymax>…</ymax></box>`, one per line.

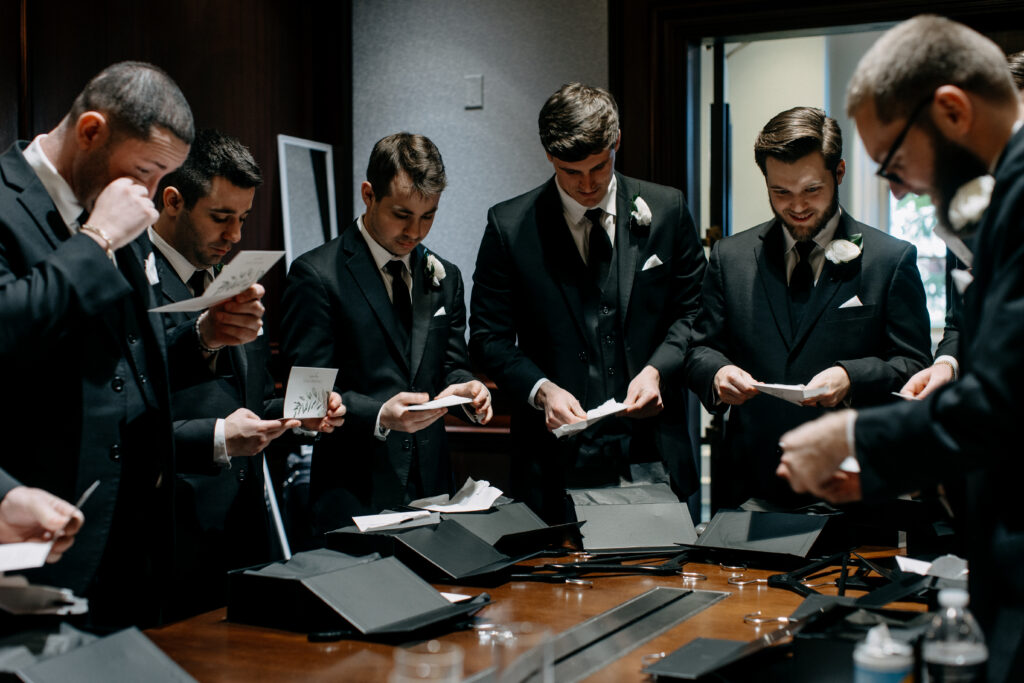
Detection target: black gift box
<box><xmin>226</xmin><ymin>549</ymin><xmax>484</xmax><ymax>635</ymax></box>
<box><xmin>570</xmin><ymin>485</ymin><xmax>697</xmax><ymax>552</ymax></box>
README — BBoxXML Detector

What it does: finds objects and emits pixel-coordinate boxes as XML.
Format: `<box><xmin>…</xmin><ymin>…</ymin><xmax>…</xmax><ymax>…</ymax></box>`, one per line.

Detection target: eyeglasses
<box><xmin>875</xmin><ymin>95</ymin><xmax>933</xmax><ymax>185</ymax></box>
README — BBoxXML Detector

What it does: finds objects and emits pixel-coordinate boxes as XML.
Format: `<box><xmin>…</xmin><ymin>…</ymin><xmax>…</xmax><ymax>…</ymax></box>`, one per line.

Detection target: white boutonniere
<box><xmin>824</xmin><ymin>233</ymin><xmax>863</xmax><ymax>265</ymax></box>
<box><xmin>144</xmin><ymin>251</ymin><xmax>160</xmax><ymax>285</ymax></box>
<box><xmin>425</xmin><ymin>252</ymin><xmax>446</xmax><ymax>287</ymax></box>
<box><xmin>948</xmin><ymin>174</ymin><xmax>995</xmax><ymax>232</ymax></box>
<box><xmin>630</xmin><ymin>195</ymin><xmax>652</xmax><ymax>235</ymax></box>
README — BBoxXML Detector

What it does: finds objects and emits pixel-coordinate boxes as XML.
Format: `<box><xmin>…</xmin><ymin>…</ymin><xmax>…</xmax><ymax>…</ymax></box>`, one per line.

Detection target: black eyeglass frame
<box><xmin>874</xmin><ymin>95</ymin><xmax>934</xmax><ymax>184</ymax></box>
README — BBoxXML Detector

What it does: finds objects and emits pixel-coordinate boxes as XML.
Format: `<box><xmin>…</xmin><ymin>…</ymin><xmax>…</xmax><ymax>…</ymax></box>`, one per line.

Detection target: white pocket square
<box><xmin>838</xmin><ymin>295</ymin><xmax>863</xmax><ymax>309</ymax></box>
<box><xmin>144</xmin><ymin>252</ymin><xmax>160</xmax><ymax>285</ymax></box>
<box><xmin>641</xmin><ymin>255</ymin><xmax>664</xmax><ymax>271</ymax></box>
<box><xmin>433</xmin><ymin>306</ymin><xmax>447</xmax><ymax>317</ymax></box>
<box><xmin>951</xmin><ymin>268</ymin><xmax>973</xmax><ymax>294</ymax></box>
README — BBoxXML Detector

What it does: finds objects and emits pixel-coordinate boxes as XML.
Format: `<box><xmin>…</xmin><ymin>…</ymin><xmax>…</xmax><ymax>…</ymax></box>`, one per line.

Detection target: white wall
<box><xmin>352</xmin><ymin>0</ymin><xmax>608</xmax><ymax>286</ymax></box>
<box><xmin>726</xmin><ymin>37</ymin><xmax>827</xmax><ymax>233</ymax></box>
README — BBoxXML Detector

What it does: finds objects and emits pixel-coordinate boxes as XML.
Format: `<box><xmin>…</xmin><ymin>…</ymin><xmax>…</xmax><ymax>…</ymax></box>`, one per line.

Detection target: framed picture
<box><xmin>277</xmin><ymin>134</ymin><xmax>339</xmax><ymax>267</ymax></box>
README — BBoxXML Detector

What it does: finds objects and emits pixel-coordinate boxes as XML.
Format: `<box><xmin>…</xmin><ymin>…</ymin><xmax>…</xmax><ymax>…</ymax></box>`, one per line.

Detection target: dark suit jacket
<box><xmin>281</xmin><ymin>222</ymin><xmax>474</xmax><ymax>533</ymax></box>
<box><xmin>151</xmin><ymin>246</ymin><xmax>280</xmax><ymax>617</ymax></box>
<box><xmin>854</xmin><ymin>128</ymin><xmax>1024</xmax><ymax>681</ymax></box>
<box><xmin>469</xmin><ymin>173</ymin><xmax>707</xmax><ymax>519</ymax></box>
<box><xmin>0</xmin><ymin>142</ymin><xmax>202</xmax><ymax>624</ymax></box>
<box><xmin>685</xmin><ymin>212</ymin><xmax>931</xmax><ymax>507</ymax></box>
<box><xmin>0</xmin><ymin>468</ymin><xmax>20</xmax><ymax>500</ymax></box>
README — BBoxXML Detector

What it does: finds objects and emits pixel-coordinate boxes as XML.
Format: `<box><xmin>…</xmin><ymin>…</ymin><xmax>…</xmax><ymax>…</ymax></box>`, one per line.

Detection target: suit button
<box><xmin>579</xmin><ymin>351</ymin><xmax>588</xmax><ymax>362</ymax></box>
<box><xmin>111</xmin><ymin>376</ymin><xmax>125</xmax><ymax>392</ymax></box>
<box><xmin>138</xmin><ymin>373</ymin><xmax>147</xmax><ymax>384</ymax></box>
<box><xmin>607</xmin><ymin>367</ymin><xmax>615</xmax><ymax>376</ymax></box>
<box><xmin>237</xmin><ymin>467</ymin><xmax>246</xmax><ymax>482</ymax></box>
<box><xmin>402</xmin><ymin>439</ymin><xmax>411</xmax><ymax>451</ymax></box>
<box><xmin>127</xmin><ymin>333</ymin><xmax>138</xmax><ymax>344</ymax></box>
<box><xmin>604</xmin><ymin>334</ymin><xmax>615</xmax><ymax>344</ymax></box>
<box><xmin>601</xmin><ymin>305</ymin><xmax>611</xmax><ymax>315</ymax></box>
<box><xmin>109</xmin><ymin>444</ymin><xmax>121</xmax><ymax>462</ymax></box>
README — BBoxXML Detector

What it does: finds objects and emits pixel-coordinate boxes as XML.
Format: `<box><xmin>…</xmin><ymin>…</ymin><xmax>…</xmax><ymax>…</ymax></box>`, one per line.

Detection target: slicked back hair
<box><xmin>846</xmin><ymin>15</ymin><xmax>1017</xmax><ymax>123</ymax></box>
<box><xmin>1008</xmin><ymin>50</ymin><xmax>1024</xmax><ymax>91</ymax></box>
<box><xmin>68</xmin><ymin>61</ymin><xmax>194</xmax><ymax>145</ymax></box>
<box><xmin>366</xmin><ymin>133</ymin><xmax>446</xmax><ymax>199</ymax></box>
<box><xmin>156</xmin><ymin>129</ymin><xmax>261</xmax><ymax>210</ymax></box>
<box><xmin>538</xmin><ymin>83</ymin><xmax>619</xmax><ymax>162</ymax></box>
<box><xmin>754</xmin><ymin>107</ymin><xmax>843</xmax><ymax>175</ymax></box>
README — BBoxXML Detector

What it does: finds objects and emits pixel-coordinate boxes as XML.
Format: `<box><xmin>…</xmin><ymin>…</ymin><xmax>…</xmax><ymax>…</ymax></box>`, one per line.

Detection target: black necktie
<box><xmin>384</xmin><ymin>260</ymin><xmax>412</xmax><ymax>334</ymax></box>
<box><xmin>586</xmin><ymin>208</ymin><xmax>612</xmax><ymax>285</ymax></box>
<box><xmin>789</xmin><ymin>241</ymin><xmax>815</xmax><ymax>325</ymax></box>
<box><xmin>187</xmin><ymin>270</ymin><xmax>208</xmax><ymax>297</ymax></box>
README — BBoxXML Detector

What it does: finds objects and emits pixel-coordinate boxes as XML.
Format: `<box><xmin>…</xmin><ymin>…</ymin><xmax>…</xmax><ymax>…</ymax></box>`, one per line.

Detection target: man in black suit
<box><xmin>0</xmin><ymin>62</ymin><xmax>265</xmax><ymax>627</ymax></box>
<box><xmin>282</xmin><ymin>133</ymin><xmax>491</xmax><ymax>534</ymax></box>
<box><xmin>778</xmin><ymin>16</ymin><xmax>1024</xmax><ymax>680</ymax></box>
<box><xmin>149</xmin><ymin>129</ymin><xmax>344</xmax><ymax>618</ymax></box>
<box><xmin>684</xmin><ymin>107</ymin><xmax>931</xmax><ymax>508</ymax></box>
<box><xmin>470</xmin><ymin>83</ymin><xmax>707</xmax><ymax>522</ymax></box>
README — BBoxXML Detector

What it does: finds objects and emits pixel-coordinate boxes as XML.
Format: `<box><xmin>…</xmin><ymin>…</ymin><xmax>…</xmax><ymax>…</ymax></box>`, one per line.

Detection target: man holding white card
<box><xmin>150</xmin><ymin>130</ymin><xmax>344</xmax><ymax>618</ymax></box>
<box><xmin>470</xmin><ymin>84</ymin><xmax>707</xmax><ymax>523</ymax></box>
<box><xmin>685</xmin><ymin>107</ymin><xmax>931</xmax><ymax>509</ymax></box>
<box><xmin>282</xmin><ymin>133</ymin><xmax>489</xmax><ymax>533</ymax></box>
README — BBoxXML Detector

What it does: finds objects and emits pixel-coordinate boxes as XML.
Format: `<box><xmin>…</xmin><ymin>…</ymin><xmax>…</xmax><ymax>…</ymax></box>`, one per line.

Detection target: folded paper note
<box><xmin>352</xmin><ymin>510</ymin><xmax>433</xmax><ymax>532</ymax></box>
<box><xmin>151</xmin><ymin>250</ymin><xmax>285</xmax><ymax>312</ymax></box>
<box><xmin>752</xmin><ymin>382</ymin><xmax>829</xmax><ymax>405</ymax></box>
<box><xmin>553</xmin><ymin>398</ymin><xmax>628</xmax><ymax>438</ymax></box>
<box><xmin>407</xmin><ymin>395</ymin><xmax>473</xmax><ymax>411</ymax></box>
<box><xmin>284</xmin><ymin>366</ymin><xmax>339</xmax><ymax>419</ymax></box>
<box><xmin>410</xmin><ymin>477</ymin><xmax>503</xmax><ymax>513</ymax></box>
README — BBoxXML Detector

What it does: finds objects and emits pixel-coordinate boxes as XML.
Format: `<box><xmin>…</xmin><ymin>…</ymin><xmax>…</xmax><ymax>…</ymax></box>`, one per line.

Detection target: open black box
<box><xmin>226</xmin><ymin>549</ymin><xmax>485</xmax><ymax>636</ymax></box>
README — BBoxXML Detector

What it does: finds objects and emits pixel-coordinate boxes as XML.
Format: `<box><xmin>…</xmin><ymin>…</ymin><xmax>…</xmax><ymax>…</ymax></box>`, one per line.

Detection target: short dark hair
<box><xmin>754</xmin><ymin>107</ymin><xmax>843</xmax><ymax>175</ymax></box>
<box><xmin>68</xmin><ymin>61</ymin><xmax>194</xmax><ymax>145</ymax></box>
<box><xmin>1008</xmin><ymin>50</ymin><xmax>1024</xmax><ymax>91</ymax></box>
<box><xmin>156</xmin><ymin>129</ymin><xmax>261</xmax><ymax>210</ymax></box>
<box><xmin>538</xmin><ymin>83</ymin><xmax>619</xmax><ymax>161</ymax></box>
<box><xmin>846</xmin><ymin>16</ymin><xmax>1017</xmax><ymax>123</ymax></box>
<box><xmin>366</xmin><ymin>133</ymin><xmax>446</xmax><ymax>199</ymax></box>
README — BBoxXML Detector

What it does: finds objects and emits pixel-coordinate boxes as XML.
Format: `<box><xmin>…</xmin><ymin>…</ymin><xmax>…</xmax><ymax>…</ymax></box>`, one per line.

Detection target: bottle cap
<box><xmin>854</xmin><ymin>624</ymin><xmax>913</xmax><ymax>672</ymax></box>
<box><xmin>938</xmin><ymin>588</ymin><xmax>969</xmax><ymax>609</ymax></box>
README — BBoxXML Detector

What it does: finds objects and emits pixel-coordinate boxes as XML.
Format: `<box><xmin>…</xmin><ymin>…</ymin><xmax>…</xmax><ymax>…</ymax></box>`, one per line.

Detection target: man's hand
<box><xmin>776</xmin><ymin>410</ymin><xmax>861</xmax><ymax>503</ymax></box>
<box><xmin>86</xmin><ymin>177</ymin><xmax>159</xmax><ymax>250</ymax></box>
<box><xmin>298</xmin><ymin>391</ymin><xmax>346</xmax><ymax>433</ymax></box>
<box><xmin>713</xmin><ymin>365</ymin><xmax>760</xmax><ymax>405</ymax></box>
<box><xmin>436</xmin><ymin>381</ymin><xmax>493</xmax><ymax>425</ymax></box>
<box><xmin>899</xmin><ymin>362</ymin><xmax>954</xmax><ymax>399</ymax></box>
<box><xmin>199</xmin><ymin>284</ymin><xmax>266</xmax><ymax>349</ymax></box>
<box><xmin>802</xmin><ymin>366</ymin><xmax>851</xmax><ymax>407</ymax></box>
<box><xmin>226</xmin><ymin>407</ymin><xmax>295</xmax><ymax>458</ymax></box>
<box><xmin>535</xmin><ymin>381</ymin><xmax>587</xmax><ymax>431</ymax></box>
<box><xmin>380</xmin><ymin>392</ymin><xmax>446</xmax><ymax>433</ymax></box>
<box><xmin>0</xmin><ymin>487</ymin><xmax>84</xmax><ymax>563</ymax></box>
<box><xmin>624</xmin><ymin>365</ymin><xmax>663</xmax><ymax>418</ymax></box>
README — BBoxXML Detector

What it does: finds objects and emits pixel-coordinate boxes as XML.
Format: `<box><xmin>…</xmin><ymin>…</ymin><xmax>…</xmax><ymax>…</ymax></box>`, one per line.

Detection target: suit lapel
<box><xmin>342</xmin><ymin>226</ymin><xmax>410</xmax><ymax>373</ymax></box>
<box><xmin>615</xmin><ymin>174</ymin><xmax>640</xmax><ymax>320</ymax></box>
<box><xmin>409</xmin><ymin>246</ymin><xmax>436</xmax><ymax>380</ymax></box>
<box><xmin>754</xmin><ymin>221</ymin><xmax>795</xmax><ymax>350</ymax></box>
<box><xmin>2</xmin><ymin>145</ymin><xmax>72</xmax><ymax>249</ymax></box>
<box><xmin>152</xmin><ymin>247</ymin><xmax>191</xmax><ymax>305</ymax></box>
<box><xmin>789</xmin><ymin>213</ymin><xmax>856</xmax><ymax>349</ymax></box>
<box><xmin>536</xmin><ymin>180</ymin><xmax>591</xmax><ymax>344</ymax></box>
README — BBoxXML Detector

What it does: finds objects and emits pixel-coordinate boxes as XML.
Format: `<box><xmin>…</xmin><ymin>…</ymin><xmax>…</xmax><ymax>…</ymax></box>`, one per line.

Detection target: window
<box><xmin>887</xmin><ymin>193</ymin><xmax>947</xmax><ymax>328</ymax></box>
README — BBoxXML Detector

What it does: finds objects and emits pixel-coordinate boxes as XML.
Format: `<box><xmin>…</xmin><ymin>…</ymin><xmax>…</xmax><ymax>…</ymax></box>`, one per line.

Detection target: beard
<box><xmin>773</xmin><ymin>177</ymin><xmax>840</xmax><ymax>243</ymax></box>
<box><xmin>926</xmin><ymin>125</ymin><xmax>990</xmax><ymax>232</ymax></box>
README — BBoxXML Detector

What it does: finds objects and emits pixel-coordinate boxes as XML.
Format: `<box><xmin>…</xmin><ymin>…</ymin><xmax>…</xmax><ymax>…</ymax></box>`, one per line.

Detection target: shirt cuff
<box><xmin>838</xmin><ymin>411</ymin><xmax>859</xmax><ymax>473</ymax></box>
<box><xmin>374</xmin><ymin>407</ymin><xmax>390</xmax><ymax>441</ymax></box>
<box><xmin>933</xmin><ymin>355</ymin><xmax>959</xmax><ymax>380</ymax></box>
<box><xmin>528</xmin><ymin>378</ymin><xmax>549</xmax><ymax>410</ymax></box>
<box><xmin>213</xmin><ymin>418</ymin><xmax>231</xmax><ymax>468</ymax></box>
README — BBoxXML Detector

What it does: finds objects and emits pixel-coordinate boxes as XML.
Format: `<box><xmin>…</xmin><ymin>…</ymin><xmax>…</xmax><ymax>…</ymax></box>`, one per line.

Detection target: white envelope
<box><xmin>433</xmin><ymin>306</ymin><xmax>446</xmax><ymax>317</ymax></box>
<box><xmin>641</xmin><ymin>254</ymin><xmax>664</xmax><ymax>271</ymax></box>
<box><xmin>838</xmin><ymin>295</ymin><xmax>863</xmax><ymax>309</ymax></box>
<box><xmin>951</xmin><ymin>268</ymin><xmax>973</xmax><ymax>294</ymax></box>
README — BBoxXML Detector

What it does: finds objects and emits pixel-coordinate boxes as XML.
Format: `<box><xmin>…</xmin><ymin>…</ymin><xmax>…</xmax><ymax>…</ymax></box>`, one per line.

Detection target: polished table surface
<box><xmin>148</xmin><ymin>549</ymin><xmax>916</xmax><ymax>682</ymax></box>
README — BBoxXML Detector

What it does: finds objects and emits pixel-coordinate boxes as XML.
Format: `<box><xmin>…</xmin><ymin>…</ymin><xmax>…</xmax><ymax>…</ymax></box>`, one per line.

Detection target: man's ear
<box><xmin>162</xmin><ymin>187</ymin><xmax>185</xmax><ymax>216</ymax></box>
<box><xmin>75</xmin><ymin>111</ymin><xmax>110</xmax><ymax>151</ymax></box>
<box><xmin>932</xmin><ymin>85</ymin><xmax>974</xmax><ymax>141</ymax></box>
<box><xmin>834</xmin><ymin>159</ymin><xmax>847</xmax><ymax>186</ymax></box>
<box><xmin>360</xmin><ymin>181</ymin><xmax>375</xmax><ymax>210</ymax></box>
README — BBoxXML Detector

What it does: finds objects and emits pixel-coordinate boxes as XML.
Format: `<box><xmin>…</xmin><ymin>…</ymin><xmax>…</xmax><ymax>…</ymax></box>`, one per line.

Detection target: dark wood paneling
<box><xmin>2</xmin><ymin>0</ymin><xmax>352</xmax><ymax>339</ymax></box>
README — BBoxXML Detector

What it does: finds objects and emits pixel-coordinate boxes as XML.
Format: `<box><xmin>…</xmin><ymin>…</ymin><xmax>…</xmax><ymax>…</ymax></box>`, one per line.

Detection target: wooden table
<box><xmin>147</xmin><ymin>549</ymin><xmax>919</xmax><ymax>682</ymax></box>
